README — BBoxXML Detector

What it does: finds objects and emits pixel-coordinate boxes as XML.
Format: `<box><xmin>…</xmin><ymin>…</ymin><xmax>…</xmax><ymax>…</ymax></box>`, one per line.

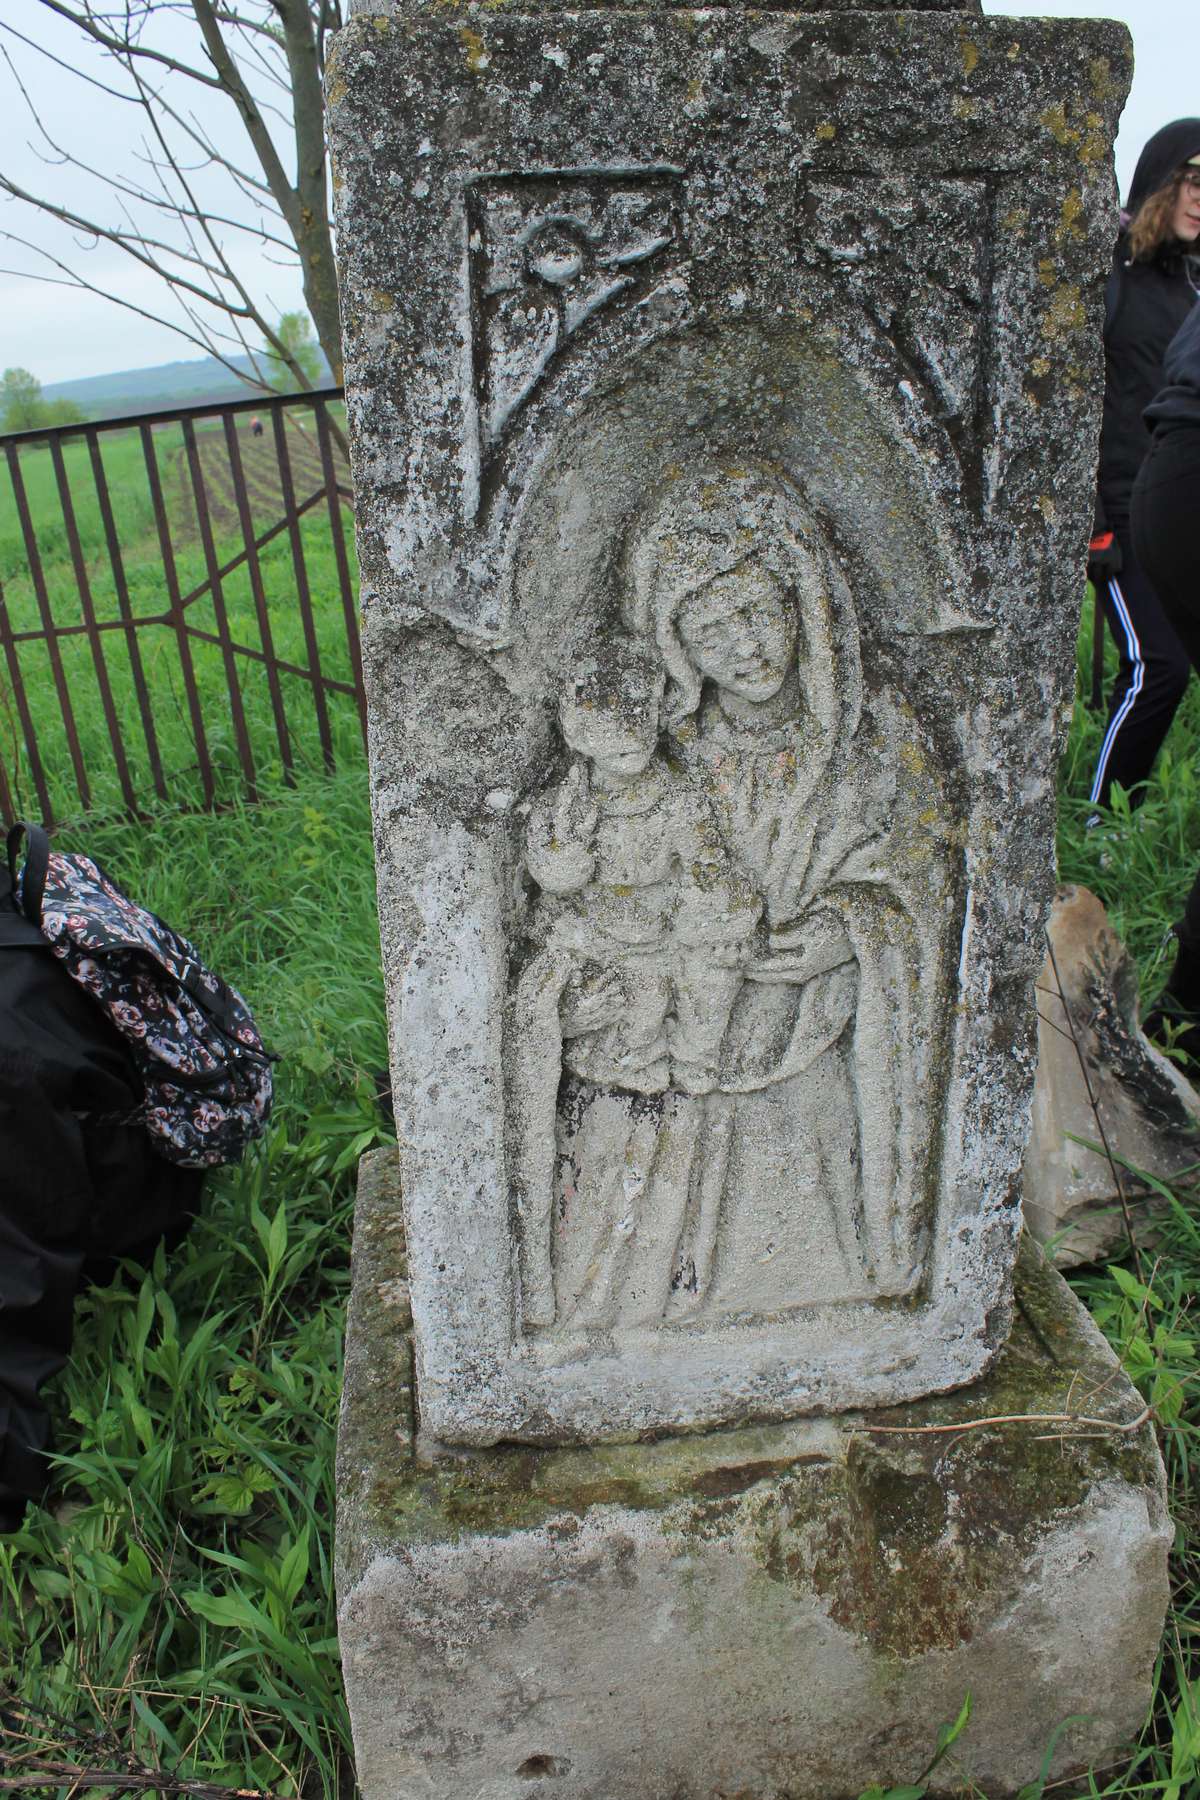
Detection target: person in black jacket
<box><xmin>1089</xmin><ymin>120</ymin><xmax>1200</xmax><ymax>812</ymax></box>
<box><xmin>1132</xmin><ymin>298</ymin><xmax>1200</xmax><ymax>1050</ymax></box>
<box><xmin>0</xmin><ymin>862</ymin><xmax>202</xmax><ymax>1531</ymax></box>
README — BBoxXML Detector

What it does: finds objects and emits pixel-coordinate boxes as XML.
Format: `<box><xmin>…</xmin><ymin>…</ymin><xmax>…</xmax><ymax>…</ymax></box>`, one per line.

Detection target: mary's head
<box><xmin>674</xmin><ymin>560</ymin><xmax>795</xmax><ymax>706</ymax></box>
<box><xmin>621</xmin><ymin>467</ymin><xmax>845</xmax><ymax>733</ymax></box>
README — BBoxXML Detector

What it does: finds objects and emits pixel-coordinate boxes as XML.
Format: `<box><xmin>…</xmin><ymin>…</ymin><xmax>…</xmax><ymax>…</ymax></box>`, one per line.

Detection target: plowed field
<box><xmin>172</xmin><ymin>414</ymin><xmax>351</xmax><ymax>544</ymax></box>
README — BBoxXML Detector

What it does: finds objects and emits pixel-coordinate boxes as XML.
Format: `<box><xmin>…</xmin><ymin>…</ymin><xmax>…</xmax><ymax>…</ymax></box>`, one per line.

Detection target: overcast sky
<box><xmin>0</xmin><ymin>0</ymin><xmax>1195</xmax><ymax>387</ymax></box>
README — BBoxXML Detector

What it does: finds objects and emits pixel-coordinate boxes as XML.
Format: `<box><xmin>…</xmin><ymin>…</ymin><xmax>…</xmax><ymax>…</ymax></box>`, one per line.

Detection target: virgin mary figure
<box><xmin>621</xmin><ymin>465</ymin><xmax>962</xmax><ymax>1321</ymax></box>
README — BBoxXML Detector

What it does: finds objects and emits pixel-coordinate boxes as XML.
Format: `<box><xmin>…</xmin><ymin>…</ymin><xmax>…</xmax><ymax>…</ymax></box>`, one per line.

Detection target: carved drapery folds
<box><xmin>512</xmin><ymin>468</ymin><xmax>962</xmax><ymax>1338</ymax></box>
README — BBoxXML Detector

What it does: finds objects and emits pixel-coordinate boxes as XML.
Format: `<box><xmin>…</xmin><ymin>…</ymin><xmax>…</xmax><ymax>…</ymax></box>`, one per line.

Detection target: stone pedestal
<box><xmin>338</xmin><ymin>1151</ymin><xmax>1170</xmax><ymax>1800</ymax></box>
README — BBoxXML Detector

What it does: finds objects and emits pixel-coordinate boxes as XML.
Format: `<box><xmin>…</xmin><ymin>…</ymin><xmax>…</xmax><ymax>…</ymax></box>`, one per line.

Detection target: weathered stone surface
<box><xmin>328</xmin><ymin>7</ymin><xmax>1130</xmax><ymax>1444</ymax></box>
<box><xmin>351</xmin><ymin>0</ymin><xmax>985</xmax><ymax>14</ymax></box>
<box><xmin>338</xmin><ymin>1150</ymin><xmax>1171</xmax><ymax>1800</ymax></box>
<box><xmin>1024</xmin><ymin>884</ymin><xmax>1200</xmax><ymax>1267</ymax></box>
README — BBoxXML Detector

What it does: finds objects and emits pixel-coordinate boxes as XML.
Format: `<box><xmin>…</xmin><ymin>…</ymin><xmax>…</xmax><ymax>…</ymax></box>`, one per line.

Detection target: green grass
<box><xmin>1</xmin><ymin>571</ymin><xmax>1199</xmax><ymax>1797</ymax></box>
<box><xmin>1</xmin><ymin>772</ymin><xmax>387</xmax><ymax>1800</ymax></box>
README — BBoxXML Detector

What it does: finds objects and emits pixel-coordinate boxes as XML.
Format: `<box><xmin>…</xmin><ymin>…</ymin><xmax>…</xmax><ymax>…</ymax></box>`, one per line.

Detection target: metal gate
<box><xmin>0</xmin><ymin>387</ymin><xmax>364</xmax><ymax>826</ymax></box>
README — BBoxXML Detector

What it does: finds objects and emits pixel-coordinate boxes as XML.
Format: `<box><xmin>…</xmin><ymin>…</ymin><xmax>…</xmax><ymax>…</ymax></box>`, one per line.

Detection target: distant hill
<box><xmin>42</xmin><ymin>352</ymin><xmax>335</xmax><ymax>423</ymax></box>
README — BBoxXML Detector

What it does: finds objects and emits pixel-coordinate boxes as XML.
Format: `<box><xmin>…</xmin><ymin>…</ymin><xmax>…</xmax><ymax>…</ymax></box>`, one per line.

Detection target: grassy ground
<box><xmin>1</xmin><ymin>771</ymin><xmax>386</xmax><ymax>1800</ymax></box>
<box><xmin>0</xmin><ymin>592</ymin><xmax>1198</xmax><ymax>1799</ymax></box>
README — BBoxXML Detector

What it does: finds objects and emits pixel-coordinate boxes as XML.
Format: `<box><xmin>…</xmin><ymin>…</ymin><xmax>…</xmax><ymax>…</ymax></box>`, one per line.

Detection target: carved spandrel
<box><xmin>799</xmin><ymin>179</ymin><xmax>989</xmax><ymax>422</ymax></box>
<box><xmin>466</xmin><ymin>171</ymin><xmax>685</xmax><ymax>492</ymax></box>
<box><xmin>512</xmin><ymin>468</ymin><xmax>963</xmax><ymax>1341</ymax></box>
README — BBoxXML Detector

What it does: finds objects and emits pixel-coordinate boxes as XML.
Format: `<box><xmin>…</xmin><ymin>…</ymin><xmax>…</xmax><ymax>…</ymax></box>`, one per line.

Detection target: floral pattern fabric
<box><xmin>24</xmin><ymin>851</ymin><xmax>274</xmax><ymax>1168</ymax></box>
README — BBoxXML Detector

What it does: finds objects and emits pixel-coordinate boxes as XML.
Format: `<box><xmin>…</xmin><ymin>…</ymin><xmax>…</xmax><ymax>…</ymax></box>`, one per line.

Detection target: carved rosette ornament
<box><xmin>329</xmin><ymin>0</ymin><xmax>1130</xmax><ymax>1445</ymax></box>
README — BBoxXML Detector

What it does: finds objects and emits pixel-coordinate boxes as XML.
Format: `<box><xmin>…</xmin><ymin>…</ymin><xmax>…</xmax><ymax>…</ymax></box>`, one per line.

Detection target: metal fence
<box><xmin>0</xmin><ymin>386</ymin><xmax>365</xmax><ymax>828</ymax></box>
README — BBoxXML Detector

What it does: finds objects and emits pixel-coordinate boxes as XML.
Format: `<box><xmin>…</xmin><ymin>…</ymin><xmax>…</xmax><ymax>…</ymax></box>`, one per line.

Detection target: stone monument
<box><xmin>329</xmin><ymin>0</ymin><xmax>1171</xmax><ymax>1791</ymax></box>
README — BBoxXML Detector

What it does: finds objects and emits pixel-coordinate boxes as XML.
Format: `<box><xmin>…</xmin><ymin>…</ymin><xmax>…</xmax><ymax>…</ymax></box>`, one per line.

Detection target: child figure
<box><xmin>517</xmin><ymin>642</ymin><xmax>764</xmax><ymax>1330</ymax></box>
<box><xmin>524</xmin><ymin>643</ymin><xmax>763</xmax><ymax>1098</ymax></box>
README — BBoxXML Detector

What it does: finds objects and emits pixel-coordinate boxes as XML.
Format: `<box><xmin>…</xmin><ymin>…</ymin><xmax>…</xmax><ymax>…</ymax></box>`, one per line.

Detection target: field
<box><xmin>0</xmin><ymin>410</ymin><xmax>360</xmax><ymax>824</ymax></box>
<box><xmin>0</xmin><ymin>461</ymin><xmax>1198</xmax><ymax>1800</ymax></box>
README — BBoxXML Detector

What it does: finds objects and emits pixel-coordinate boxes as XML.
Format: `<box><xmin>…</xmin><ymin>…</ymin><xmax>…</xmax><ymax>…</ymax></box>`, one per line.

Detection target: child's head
<box><xmin>560</xmin><ymin>641</ymin><xmax>665</xmax><ymax>780</ymax></box>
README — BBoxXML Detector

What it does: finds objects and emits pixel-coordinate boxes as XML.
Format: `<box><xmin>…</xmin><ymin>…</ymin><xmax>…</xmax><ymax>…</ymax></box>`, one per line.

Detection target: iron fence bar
<box><xmin>86</xmin><ymin>429</ymin><xmax>168</xmax><ymax>804</ymax></box>
<box><xmin>271</xmin><ymin>407</ymin><xmax>334</xmax><ymax>770</ymax></box>
<box><xmin>172</xmin><ymin>487</ymin><xmax>327</xmax><ymax>615</ymax></box>
<box><xmin>0</xmin><ymin>390</ymin><xmax>362</xmax><ymax>821</ymax></box>
<box><xmin>140</xmin><ymin>423</ymin><xmax>215</xmax><ymax>808</ymax></box>
<box><xmin>0</xmin><ymin>719</ymin><xmax>15</xmax><ymax>826</ymax></box>
<box><xmin>2</xmin><ymin>488</ymin><xmax>332</xmax><ymax>645</ymax></box>
<box><xmin>315</xmin><ymin>398</ymin><xmax>367</xmax><ymax>748</ymax></box>
<box><xmin>5</xmin><ymin>613</ymin><xmax>174</xmax><ymax>644</ymax></box>
<box><xmin>49</xmin><ymin>435</ymin><xmax>138</xmax><ymax>814</ymax></box>
<box><xmin>0</xmin><ymin>385</ymin><xmax>346</xmax><ymax>451</ymax></box>
<box><xmin>0</xmin><ymin>582</ymin><xmax>52</xmax><ymax>824</ymax></box>
<box><xmin>221</xmin><ymin>411</ymin><xmax>295</xmax><ymax>782</ymax></box>
<box><xmin>3</xmin><ymin>442</ymin><xmax>91</xmax><ymax>812</ymax></box>
<box><xmin>174</xmin><ymin>625</ymin><xmax>360</xmax><ymax>693</ymax></box>
<box><xmin>181</xmin><ymin>417</ymin><xmax>258</xmax><ymax>799</ymax></box>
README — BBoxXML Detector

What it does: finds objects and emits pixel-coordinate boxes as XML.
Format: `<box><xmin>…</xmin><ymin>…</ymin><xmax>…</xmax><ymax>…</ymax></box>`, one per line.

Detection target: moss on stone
<box><xmin>339</xmin><ymin>1154</ymin><xmax>1161</xmax><ymax>1631</ymax></box>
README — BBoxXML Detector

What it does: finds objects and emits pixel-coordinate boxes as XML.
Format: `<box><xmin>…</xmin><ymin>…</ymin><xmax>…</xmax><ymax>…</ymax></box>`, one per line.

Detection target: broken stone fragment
<box><xmin>1024</xmin><ymin>883</ymin><xmax>1200</xmax><ymax>1268</ymax></box>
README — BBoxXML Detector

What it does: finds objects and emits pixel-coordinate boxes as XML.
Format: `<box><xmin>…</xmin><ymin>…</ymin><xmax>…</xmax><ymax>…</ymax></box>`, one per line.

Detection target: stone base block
<box><xmin>337</xmin><ymin>1152</ymin><xmax>1170</xmax><ymax>1800</ymax></box>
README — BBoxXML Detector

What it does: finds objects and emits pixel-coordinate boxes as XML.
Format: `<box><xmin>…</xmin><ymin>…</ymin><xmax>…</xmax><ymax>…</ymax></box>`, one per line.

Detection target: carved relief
<box><xmin>466</xmin><ymin>173</ymin><xmax>684</xmax><ymax>476</ymax></box>
<box><xmin>799</xmin><ymin>179</ymin><xmax>989</xmax><ymax>421</ymax></box>
<box><xmin>512</xmin><ymin>468</ymin><xmax>961</xmax><ymax>1339</ymax></box>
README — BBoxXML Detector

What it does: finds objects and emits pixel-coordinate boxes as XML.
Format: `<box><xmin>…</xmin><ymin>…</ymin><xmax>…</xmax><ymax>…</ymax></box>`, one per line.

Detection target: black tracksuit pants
<box><xmin>0</xmin><ymin>930</ymin><xmax>202</xmax><ymax>1528</ymax></box>
<box><xmin>1133</xmin><ymin>426</ymin><xmax>1200</xmax><ymax>962</ymax></box>
<box><xmin>1090</xmin><ymin>514</ymin><xmax>1191</xmax><ymax>809</ymax></box>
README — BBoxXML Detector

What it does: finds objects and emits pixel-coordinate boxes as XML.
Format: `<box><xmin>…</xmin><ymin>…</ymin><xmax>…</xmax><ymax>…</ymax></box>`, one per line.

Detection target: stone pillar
<box><xmin>329</xmin><ymin>2</ymin><xmax>1170</xmax><ymax>1792</ymax></box>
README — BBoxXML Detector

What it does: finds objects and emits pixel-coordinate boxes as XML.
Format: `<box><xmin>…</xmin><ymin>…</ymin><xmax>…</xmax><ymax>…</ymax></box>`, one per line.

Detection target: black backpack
<box><xmin>6</xmin><ymin>823</ymin><xmax>275</xmax><ymax>1169</ymax></box>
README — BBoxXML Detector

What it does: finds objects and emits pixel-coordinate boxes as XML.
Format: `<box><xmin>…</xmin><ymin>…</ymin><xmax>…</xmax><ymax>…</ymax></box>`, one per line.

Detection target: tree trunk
<box><xmin>279</xmin><ymin>0</ymin><xmax>344</xmax><ymax>383</ymax></box>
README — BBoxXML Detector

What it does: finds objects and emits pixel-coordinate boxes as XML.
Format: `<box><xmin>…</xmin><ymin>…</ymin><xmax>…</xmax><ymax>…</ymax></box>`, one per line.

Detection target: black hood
<box><xmin>1128</xmin><ymin>119</ymin><xmax>1200</xmax><ymax>213</ymax></box>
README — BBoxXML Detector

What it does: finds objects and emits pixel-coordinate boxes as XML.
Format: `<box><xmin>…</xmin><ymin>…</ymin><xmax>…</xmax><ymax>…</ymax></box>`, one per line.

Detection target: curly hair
<box><xmin>1128</xmin><ymin>171</ymin><xmax>1190</xmax><ymax>261</ymax></box>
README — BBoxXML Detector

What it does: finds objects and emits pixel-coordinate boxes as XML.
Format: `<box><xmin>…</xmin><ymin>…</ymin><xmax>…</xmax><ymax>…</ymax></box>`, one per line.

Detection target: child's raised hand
<box><xmin>553</xmin><ymin>761</ymin><xmax>599</xmax><ymax>847</ymax></box>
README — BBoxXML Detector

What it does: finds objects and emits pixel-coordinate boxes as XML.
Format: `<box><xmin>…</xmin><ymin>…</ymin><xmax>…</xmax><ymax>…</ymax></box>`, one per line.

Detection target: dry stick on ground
<box><xmin>864</xmin><ymin>1368</ymin><xmax>1199</xmax><ymax>1445</ymax></box>
<box><xmin>864</xmin><ymin>1401</ymin><xmax>1154</xmax><ymax>1440</ymax></box>
<box><xmin>0</xmin><ymin>1698</ymin><xmax>289</xmax><ymax>1800</ymax></box>
<box><xmin>0</xmin><ymin>1766</ymin><xmax>284</xmax><ymax>1797</ymax></box>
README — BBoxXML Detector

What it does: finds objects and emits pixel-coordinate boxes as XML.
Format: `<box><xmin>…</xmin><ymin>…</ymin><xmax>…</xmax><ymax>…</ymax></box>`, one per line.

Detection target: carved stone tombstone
<box><xmin>329</xmin><ymin>3</ymin><xmax>1170</xmax><ymax>1794</ymax></box>
<box><xmin>331</xmin><ymin>0</ymin><xmax>1127</xmax><ymax>1446</ymax></box>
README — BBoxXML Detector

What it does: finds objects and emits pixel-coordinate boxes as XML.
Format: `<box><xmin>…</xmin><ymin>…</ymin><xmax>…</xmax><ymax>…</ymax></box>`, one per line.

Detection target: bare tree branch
<box><xmin>0</xmin><ymin>20</ymin><xmax>137</xmax><ymax>104</ymax></box>
<box><xmin>0</xmin><ymin>238</ymin><xmax>270</xmax><ymax>388</ymax></box>
<box><xmin>35</xmin><ymin>0</ymin><xmax>223</xmax><ymax>87</ymax></box>
<box><xmin>0</xmin><ymin>174</ymin><xmax>254</xmax><ymax>313</ymax></box>
<box><xmin>124</xmin><ymin>54</ymin><xmax>316</xmax><ymax>390</ymax></box>
<box><xmin>187</xmin><ymin>0</ymin><xmax>300</xmax><ymax>239</ymax></box>
<box><xmin>1</xmin><ymin>0</ymin><xmax>344</xmax><ymax>386</ymax></box>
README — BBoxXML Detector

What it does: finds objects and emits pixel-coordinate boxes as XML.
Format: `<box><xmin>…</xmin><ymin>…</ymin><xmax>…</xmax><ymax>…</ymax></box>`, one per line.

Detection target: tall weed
<box><xmin>1</xmin><ymin>769</ymin><xmax>387</xmax><ymax>1799</ymax></box>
